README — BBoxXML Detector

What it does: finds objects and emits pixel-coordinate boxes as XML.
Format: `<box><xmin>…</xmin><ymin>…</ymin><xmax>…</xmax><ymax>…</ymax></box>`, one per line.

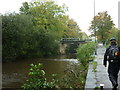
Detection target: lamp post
<box><xmin>118</xmin><ymin>1</ymin><xmax>120</xmax><ymax>46</ymax></box>
<box><xmin>94</xmin><ymin>0</ymin><xmax>97</xmax><ymax>55</ymax></box>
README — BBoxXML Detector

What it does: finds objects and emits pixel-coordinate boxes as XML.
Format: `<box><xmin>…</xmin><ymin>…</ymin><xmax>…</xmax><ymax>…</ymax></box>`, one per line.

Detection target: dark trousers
<box><xmin>108</xmin><ymin>62</ymin><xmax>120</xmax><ymax>86</ymax></box>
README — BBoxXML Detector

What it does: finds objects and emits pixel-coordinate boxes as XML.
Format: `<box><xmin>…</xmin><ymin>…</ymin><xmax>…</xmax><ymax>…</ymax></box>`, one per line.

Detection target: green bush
<box><xmin>21</xmin><ymin>63</ymin><xmax>58</xmax><ymax>89</ymax></box>
<box><xmin>77</xmin><ymin>42</ymin><xmax>96</xmax><ymax>67</ymax></box>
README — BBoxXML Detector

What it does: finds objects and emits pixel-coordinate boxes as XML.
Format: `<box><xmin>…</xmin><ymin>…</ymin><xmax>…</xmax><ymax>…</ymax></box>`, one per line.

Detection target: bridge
<box><xmin>60</xmin><ymin>38</ymin><xmax>86</xmax><ymax>44</ymax></box>
<box><xmin>60</xmin><ymin>38</ymin><xmax>86</xmax><ymax>54</ymax></box>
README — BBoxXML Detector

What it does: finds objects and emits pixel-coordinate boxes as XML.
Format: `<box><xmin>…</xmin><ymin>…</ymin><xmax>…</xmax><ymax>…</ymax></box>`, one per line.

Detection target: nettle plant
<box><xmin>22</xmin><ymin>63</ymin><xmax>58</xmax><ymax>89</ymax></box>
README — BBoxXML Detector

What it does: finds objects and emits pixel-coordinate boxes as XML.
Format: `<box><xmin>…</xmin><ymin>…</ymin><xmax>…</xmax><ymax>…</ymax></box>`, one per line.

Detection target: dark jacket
<box><xmin>103</xmin><ymin>45</ymin><xmax>120</xmax><ymax>66</ymax></box>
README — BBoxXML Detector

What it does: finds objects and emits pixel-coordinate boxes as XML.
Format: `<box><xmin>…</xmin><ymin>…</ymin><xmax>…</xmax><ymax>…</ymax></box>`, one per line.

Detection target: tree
<box><xmin>104</xmin><ymin>27</ymin><xmax>120</xmax><ymax>45</ymax></box>
<box><xmin>20</xmin><ymin>2</ymin><xmax>30</xmax><ymax>15</ymax></box>
<box><xmin>20</xmin><ymin>1</ymin><xmax>68</xmax><ymax>56</ymax></box>
<box><xmin>89</xmin><ymin>11</ymin><xmax>114</xmax><ymax>42</ymax></box>
<box><xmin>63</xmin><ymin>16</ymin><xmax>82</xmax><ymax>38</ymax></box>
<box><xmin>2</xmin><ymin>13</ymin><xmax>34</xmax><ymax>61</ymax></box>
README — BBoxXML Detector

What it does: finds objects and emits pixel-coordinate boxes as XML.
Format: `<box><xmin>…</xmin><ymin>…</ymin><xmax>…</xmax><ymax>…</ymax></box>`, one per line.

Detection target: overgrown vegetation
<box><xmin>2</xmin><ymin>0</ymin><xmax>86</xmax><ymax>62</ymax></box>
<box><xmin>2</xmin><ymin>1</ymin><xmax>67</xmax><ymax>62</ymax></box>
<box><xmin>77</xmin><ymin>42</ymin><xmax>96</xmax><ymax>67</ymax></box>
<box><xmin>76</xmin><ymin>42</ymin><xmax>96</xmax><ymax>87</ymax></box>
<box><xmin>22</xmin><ymin>63</ymin><xmax>58</xmax><ymax>89</ymax></box>
<box><xmin>59</xmin><ymin>63</ymin><xmax>87</xmax><ymax>89</ymax></box>
<box><xmin>22</xmin><ymin>42</ymin><xmax>96</xmax><ymax>89</ymax></box>
<box><xmin>58</xmin><ymin>42</ymin><xmax>96</xmax><ymax>88</ymax></box>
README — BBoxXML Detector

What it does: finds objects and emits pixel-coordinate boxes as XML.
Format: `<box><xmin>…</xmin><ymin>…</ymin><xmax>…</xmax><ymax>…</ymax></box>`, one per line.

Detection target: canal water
<box><xmin>2</xmin><ymin>54</ymin><xmax>78</xmax><ymax>88</ymax></box>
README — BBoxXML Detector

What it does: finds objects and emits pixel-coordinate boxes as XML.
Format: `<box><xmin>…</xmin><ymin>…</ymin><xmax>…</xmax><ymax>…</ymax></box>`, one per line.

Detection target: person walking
<box><xmin>103</xmin><ymin>38</ymin><xmax>120</xmax><ymax>89</ymax></box>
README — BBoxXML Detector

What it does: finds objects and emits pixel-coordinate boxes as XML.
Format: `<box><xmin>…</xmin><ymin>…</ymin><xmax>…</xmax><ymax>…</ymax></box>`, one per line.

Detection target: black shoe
<box><xmin>113</xmin><ymin>84</ymin><xmax>118</xmax><ymax>89</ymax></box>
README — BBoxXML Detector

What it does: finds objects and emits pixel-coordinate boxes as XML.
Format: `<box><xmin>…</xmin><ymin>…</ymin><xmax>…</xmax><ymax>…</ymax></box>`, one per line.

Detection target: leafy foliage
<box><xmin>2</xmin><ymin>1</ymin><xmax>68</xmax><ymax>61</ymax></box>
<box><xmin>89</xmin><ymin>11</ymin><xmax>114</xmax><ymax>41</ymax></box>
<box><xmin>22</xmin><ymin>63</ymin><xmax>58</xmax><ymax>89</ymax></box>
<box><xmin>104</xmin><ymin>27</ymin><xmax>119</xmax><ymax>45</ymax></box>
<box><xmin>63</xmin><ymin>16</ymin><xmax>82</xmax><ymax>38</ymax></box>
<box><xmin>20</xmin><ymin>1</ymin><xmax>68</xmax><ymax>38</ymax></box>
<box><xmin>2</xmin><ymin>13</ymin><xmax>34</xmax><ymax>61</ymax></box>
<box><xmin>77</xmin><ymin>42</ymin><xmax>96</xmax><ymax>67</ymax></box>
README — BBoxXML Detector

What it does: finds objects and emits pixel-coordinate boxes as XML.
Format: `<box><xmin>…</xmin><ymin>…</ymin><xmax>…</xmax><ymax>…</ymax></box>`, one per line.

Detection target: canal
<box><xmin>2</xmin><ymin>54</ymin><xmax>78</xmax><ymax>88</ymax></box>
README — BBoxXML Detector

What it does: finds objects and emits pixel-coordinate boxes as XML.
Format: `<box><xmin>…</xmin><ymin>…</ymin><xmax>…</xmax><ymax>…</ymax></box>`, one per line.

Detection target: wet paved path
<box><xmin>85</xmin><ymin>44</ymin><xmax>120</xmax><ymax>89</ymax></box>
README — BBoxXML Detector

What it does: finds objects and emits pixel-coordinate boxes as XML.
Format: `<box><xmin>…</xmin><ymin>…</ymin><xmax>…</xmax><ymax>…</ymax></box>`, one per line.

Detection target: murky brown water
<box><xmin>2</xmin><ymin>55</ymin><xmax>78</xmax><ymax>88</ymax></box>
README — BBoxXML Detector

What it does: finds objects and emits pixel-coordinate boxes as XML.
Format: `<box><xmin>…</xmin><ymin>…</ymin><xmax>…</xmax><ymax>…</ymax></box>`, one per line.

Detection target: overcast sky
<box><xmin>0</xmin><ymin>0</ymin><xmax>120</xmax><ymax>35</ymax></box>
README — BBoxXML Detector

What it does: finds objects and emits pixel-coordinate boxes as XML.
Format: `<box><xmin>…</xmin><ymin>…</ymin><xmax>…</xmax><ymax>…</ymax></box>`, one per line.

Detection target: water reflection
<box><xmin>2</xmin><ymin>55</ymin><xmax>78</xmax><ymax>88</ymax></box>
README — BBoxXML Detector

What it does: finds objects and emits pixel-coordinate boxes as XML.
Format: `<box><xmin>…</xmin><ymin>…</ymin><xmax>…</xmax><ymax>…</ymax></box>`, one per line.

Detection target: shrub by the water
<box><xmin>21</xmin><ymin>63</ymin><xmax>58</xmax><ymax>89</ymax></box>
<box><xmin>77</xmin><ymin>42</ymin><xmax>96</xmax><ymax>67</ymax></box>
